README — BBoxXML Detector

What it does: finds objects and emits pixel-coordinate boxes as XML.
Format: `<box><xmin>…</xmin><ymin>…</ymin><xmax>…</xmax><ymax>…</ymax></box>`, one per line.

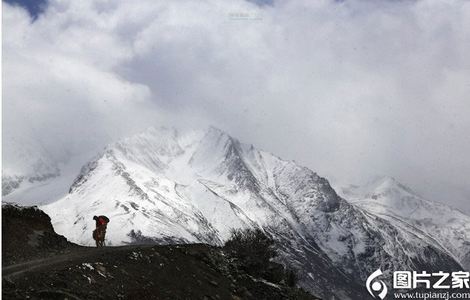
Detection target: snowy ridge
<box><xmin>339</xmin><ymin>176</ymin><xmax>470</xmax><ymax>270</ymax></box>
<box><xmin>40</xmin><ymin>127</ymin><xmax>465</xmax><ymax>299</ymax></box>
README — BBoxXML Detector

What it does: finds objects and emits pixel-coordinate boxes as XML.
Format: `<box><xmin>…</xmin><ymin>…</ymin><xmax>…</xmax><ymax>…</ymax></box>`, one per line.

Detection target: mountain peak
<box><xmin>368</xmin><ymin>176</ymin><xmax>417</xmax><ymax>197</ymax></box>
<box><xmin>110</xmin><ymin>126</ymin><xmax>184</xmax><ymax>159</ymax></box>
<box><xmin>37</xmin><ymin>124</ymin><xmax>468</xmax><ymax>299</ymax></box>
<box><xmin>337</xmin><ymin>176</ymin><xmax>419</xmax><ymax>203</ymax></box>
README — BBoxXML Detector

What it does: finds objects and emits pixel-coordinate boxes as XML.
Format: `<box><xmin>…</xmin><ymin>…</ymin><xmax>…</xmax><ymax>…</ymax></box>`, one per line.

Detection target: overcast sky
<box><xmin>3</xmin><ymin>0</ymin><xmax>470</xmax><ymax>213</ymax></box>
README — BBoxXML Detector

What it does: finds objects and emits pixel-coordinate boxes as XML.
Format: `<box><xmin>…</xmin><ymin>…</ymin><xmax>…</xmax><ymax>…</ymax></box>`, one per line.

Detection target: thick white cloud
<box><xmin>3</xmin><ymin>0</ymin><xmax>470</xmax><ymax>212</ymax></box>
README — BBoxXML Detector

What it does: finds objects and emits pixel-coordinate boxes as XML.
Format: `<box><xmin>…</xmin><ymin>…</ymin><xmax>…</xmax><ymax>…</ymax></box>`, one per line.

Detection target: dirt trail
<box><xmin>2</xmin><ymin>245</ymin><xmax>145</xmax><ymax>279</ymax></box>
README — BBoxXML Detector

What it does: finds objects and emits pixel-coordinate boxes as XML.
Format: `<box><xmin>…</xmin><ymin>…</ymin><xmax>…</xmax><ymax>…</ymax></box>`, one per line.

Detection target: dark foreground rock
<box><xmin>2</xmin><ymin>204</ymin><xmax>319</xmax><ymax>300</ymax></box>
<box><xmin>2</xmin><ymin>203</ymin><xmax>81</xmax><ymax>265</ymax></box>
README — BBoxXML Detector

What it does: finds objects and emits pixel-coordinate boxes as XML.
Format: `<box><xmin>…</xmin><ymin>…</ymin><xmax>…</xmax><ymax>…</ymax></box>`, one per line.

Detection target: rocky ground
<box><xmin>2</xmin><ymin>204</ymin><xmax>319</xmax><ymax>300</ymax></box>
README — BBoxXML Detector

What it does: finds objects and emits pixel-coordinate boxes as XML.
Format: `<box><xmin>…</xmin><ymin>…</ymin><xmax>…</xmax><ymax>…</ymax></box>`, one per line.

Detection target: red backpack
<box><xmin>98</xmin><ymin>215</ymin><xmax>109</xmax><ymax>226</ymax></box>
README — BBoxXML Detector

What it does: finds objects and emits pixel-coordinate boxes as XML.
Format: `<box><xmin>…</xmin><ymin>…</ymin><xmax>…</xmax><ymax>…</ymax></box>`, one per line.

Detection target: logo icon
<box><xmin>366</xmin><ymin>269</ymin><xmax>388</xmax><ymax>299</ymax></box>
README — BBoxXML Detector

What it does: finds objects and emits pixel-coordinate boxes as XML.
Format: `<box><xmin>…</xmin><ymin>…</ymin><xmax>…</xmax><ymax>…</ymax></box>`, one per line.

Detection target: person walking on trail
<box><xmin>92</xmin><ymin>215</ymin><xmax>109</xmax><ymax>247</ymax></box>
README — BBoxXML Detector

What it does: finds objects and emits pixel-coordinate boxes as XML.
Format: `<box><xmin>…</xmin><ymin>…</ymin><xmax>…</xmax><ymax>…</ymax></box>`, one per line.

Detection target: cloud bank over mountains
<box><xmin>3</xmin><ymin>0</ymin><xmax>470</xmax><ymax>212</ymax></box>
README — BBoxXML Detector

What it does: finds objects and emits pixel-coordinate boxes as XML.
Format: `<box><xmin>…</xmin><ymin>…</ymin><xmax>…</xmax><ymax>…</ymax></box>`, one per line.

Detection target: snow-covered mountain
<box><xmin>339</xmin><ymin>176</ymin><xmax>470</xmax><ymax>271</ymax></box>
<box><xmin>38</xmin><ymin>127</ymin><xmax>465</xmax><ymax>299</ymax></box>
<box><xmin>2</xmin><ymin>133</ymin><xmax>60</xmax><ymax>197</ymax></box>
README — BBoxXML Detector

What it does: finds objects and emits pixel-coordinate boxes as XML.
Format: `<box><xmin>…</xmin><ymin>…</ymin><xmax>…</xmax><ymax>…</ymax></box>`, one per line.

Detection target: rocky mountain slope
<box><xmin>2</xmin><ymin>204</ymin><xmax>317</xmax><ymax>300</ymax></box>
<box><xmin>2</xmin><ymin>203</ymin><xmax>79</xmax><ymax>265</ymax></box>
<box><xmin>40</xmin><ymin>126</ymin><xmax>466</xmax><ymax>299</ymax></box>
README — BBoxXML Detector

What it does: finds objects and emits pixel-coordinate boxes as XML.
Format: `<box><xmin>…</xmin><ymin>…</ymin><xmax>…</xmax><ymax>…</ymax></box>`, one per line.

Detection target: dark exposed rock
<box><xmin>2</xmin><ymin>203</ymin><xmax>80</xmax><ymax>265</ymax></box>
